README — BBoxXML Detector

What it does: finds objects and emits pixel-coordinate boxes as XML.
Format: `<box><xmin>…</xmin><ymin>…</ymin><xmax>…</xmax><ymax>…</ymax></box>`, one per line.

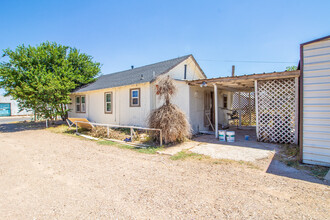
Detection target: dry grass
<box><xmin>275</xmin><ymin>144</ymin><xmax>329</xmax><ymax>179</ymax></box>
<box><xmin>87</xmin><ymin>126</ymin><xmax>129</xmax><ymax>140</ymax></box>
<box><xmin>170</xmin><ymin>150</ymin><xmax>261</xmax><ymax>169</ymax></box>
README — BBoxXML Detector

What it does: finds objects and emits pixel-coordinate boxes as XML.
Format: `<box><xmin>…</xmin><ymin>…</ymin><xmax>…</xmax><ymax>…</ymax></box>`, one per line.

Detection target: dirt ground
<box><xmin>0</xmin><ymin>128</ymin><xmax>329</xmax><ymax>219</ymax></box>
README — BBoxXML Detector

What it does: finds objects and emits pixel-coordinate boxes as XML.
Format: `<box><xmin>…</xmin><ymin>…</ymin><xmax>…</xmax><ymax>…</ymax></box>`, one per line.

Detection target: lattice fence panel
<box><xmin>232</xmin><ymin>92</ymin><xmax>256</xmax><ymax>126</ymax></box>
<box><xmin>257</xmin><ymin>78</ymin><xmax>296</xmax><ymax>144</ymax></box>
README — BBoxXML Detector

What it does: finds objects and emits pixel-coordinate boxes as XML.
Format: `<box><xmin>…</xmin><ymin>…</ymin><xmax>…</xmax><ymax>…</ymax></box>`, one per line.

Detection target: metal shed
<box><xmin>300</xmin><ymin>35</ymin><xmax>330</xmax><ymax>167</ymax></box>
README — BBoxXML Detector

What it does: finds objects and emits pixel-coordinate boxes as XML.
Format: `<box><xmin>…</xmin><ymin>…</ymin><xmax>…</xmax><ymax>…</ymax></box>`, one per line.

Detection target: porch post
<box><xmin>238</xmin><ymin>92</ymin><xmax>242</xmax><ymax>127</ymax></box>
<box><xmin>214</xmin><ymin>84</ymin><xmax>218</xmax><ymax>138</ymax></box>
<box><xmin>254</xmin><ymin>80</ymin><xmax>259</xmax><ymax>141</ymax></box>
<box><xmin>294</xmin><ymin>77</ymin><xmax>299</xmax><ymax>144</ymax></box>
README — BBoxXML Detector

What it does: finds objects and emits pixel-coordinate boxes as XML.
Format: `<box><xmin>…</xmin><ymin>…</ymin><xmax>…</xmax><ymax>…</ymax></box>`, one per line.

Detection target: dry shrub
<box><xmin>149</xmin><ymin>103</ymin><xmax>191</xmax><ymax>143</ymax></box>
<box><xmin>149</xmin><ymin>75</ymin><xmax>191</xmax><ymax>144</ymax></box>
<box><xmin>89</xmin><ymin>126</ymin><xmax>128</xmax><ymax>140</ymax></box>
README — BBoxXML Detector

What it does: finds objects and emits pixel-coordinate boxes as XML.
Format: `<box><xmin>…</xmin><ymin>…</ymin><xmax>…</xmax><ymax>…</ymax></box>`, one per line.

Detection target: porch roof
<box><xmin>188</xmin><ymin>70</ymin><xmax>300</xmax><ymax>91</ymax></box>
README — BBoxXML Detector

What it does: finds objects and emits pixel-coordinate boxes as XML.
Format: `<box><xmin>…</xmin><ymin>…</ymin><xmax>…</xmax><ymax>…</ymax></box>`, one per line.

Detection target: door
<box><xmin>0</xmin><ymin>103</ymin><xmax>11</xmax><ymax>116</ymax></box>
<box><xmin>204</xmin><ymin>91</ymin><xmax>214</xmax><ymax>130</ymax></box>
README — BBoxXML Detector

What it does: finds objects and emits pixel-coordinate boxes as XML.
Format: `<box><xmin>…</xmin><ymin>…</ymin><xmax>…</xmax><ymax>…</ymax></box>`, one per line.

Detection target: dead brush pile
<box><xmin>89</xmin><ymin>126</ymin><xmax>128</xmax><ymax>140</ymax></box>
<box><xmin>148</xmin><ymin>75</ymin><xmax>191</xmax><ymax>144</ymax></box>
<box><xmin>149</xmin><ymin>103</ymin><xmax>191</xmax><ymax>143</ymax></box>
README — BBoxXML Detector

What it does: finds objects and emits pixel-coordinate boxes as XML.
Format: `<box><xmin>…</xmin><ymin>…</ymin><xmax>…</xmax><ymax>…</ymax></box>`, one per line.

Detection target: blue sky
<box><xmin>1</xmin><ymin>0</ymin><xmax>329</xmax><ymax>80</ymax></box>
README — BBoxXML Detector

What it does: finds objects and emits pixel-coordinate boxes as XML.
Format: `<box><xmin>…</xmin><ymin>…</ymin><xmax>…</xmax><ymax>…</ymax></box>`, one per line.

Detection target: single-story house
<box><xmin>0</xmin><ymin>95</ymin><xmax>32</xmax><ymax>117</ymax></box>
<box><xmin>68</xmin><ymin>54</ymin><xmax>234</xmax><ymax>133</ymax></box>
<box><xmin>68</xmin><ymin>36</ymin><xmax>330</xmax><ymax>167</ymax></box>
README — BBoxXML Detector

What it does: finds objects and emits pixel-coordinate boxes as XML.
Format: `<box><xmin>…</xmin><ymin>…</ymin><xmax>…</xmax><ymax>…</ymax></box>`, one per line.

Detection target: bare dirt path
<box><xmin>0</xmin><ymin>129</ymin><xmax>329</xmax><ymax>219</ymax></box>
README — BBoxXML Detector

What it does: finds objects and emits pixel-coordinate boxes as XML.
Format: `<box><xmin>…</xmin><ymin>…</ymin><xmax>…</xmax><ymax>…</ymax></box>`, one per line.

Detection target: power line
<box><xmin>198</xmin><ymin>59</ymin><xmax>297</xmax><ymax>64</ymax></box>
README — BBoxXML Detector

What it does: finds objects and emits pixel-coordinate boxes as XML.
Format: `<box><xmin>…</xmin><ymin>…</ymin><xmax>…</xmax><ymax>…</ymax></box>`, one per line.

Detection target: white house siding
<box><xmin>0</xmin><ymin>95</ymin><xmax>32</xmax><ymax>116</ymax></box>
<box><xmin>302</xmin><ymin>37</ymin><xmax>330</xmax><ymax>166</ymax></box>
<box><xmin>165</xmin><ymin>56</ymin><xmax>206</xmax><ymax>80</ymax></box>
<box><xmin>189</xmin><ymin>86</ymin><xmax>208</xmax><ymax>133</ymax></box>
<box><xmin>68</xmin><ymin>82</ymin><xmax>151</xmax><ymax>127</ymax></box>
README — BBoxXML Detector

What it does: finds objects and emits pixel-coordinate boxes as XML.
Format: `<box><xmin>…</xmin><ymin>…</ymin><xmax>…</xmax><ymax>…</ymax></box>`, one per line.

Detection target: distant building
<box><xmin>0</xmin><ymin>95</ymin><xmax>32</xmax><ymax>117</ymax></box>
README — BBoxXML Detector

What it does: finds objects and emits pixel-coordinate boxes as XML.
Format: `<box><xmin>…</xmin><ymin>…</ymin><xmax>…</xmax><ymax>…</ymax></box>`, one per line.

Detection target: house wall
<box><xmin>0</xmin><ymin>95</ymin><xmax>32</xmax><ymax>116</ymax></box>
<box><xmin>68</xmin><ymin>56</ymin><xmax>206</xmax><ymax>129</ymax></box>
<box><xmin>302</xmin><ymin>37</ymin><xmax>330</xmax><ymax>166</ymax></box>
<box><xmin>68</xmin><ymin>82</ymin><xmax>151</xmax><ymax>127</ymax></box>
<box><xmin>165</xmin><ymin>56</ymin><xmax>206</xmax><ymax>80</ymax></box>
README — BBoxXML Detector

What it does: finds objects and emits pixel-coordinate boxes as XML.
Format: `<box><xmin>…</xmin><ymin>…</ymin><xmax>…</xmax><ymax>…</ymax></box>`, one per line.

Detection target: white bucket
<box><xmin>226</xmin><ymin>131</ymin><xmax>235</xmax><ymax>142</ymax></box>
<box><xmin>218</xmin><ymin>130</ymin><xmax>226</xmax><ymax>141</ymax></box>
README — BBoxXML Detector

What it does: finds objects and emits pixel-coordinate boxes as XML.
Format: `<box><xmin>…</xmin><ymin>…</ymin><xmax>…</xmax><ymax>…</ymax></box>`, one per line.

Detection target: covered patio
<box><xmin>188</xmin><ymin>70</ymin><xmax>300</xmax><ymax>145</ymax></box>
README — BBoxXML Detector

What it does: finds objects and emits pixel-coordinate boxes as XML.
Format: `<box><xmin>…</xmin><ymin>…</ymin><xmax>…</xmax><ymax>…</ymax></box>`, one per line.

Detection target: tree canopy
<box><xmin>0</xmin><ymin>42</ymin><xmax>101</xmax><ymax>120</ymax></box>
<box><xmin>285</xmin><ymin>65</ymin><xmax>297</xmax><ymax>71</ymax></box>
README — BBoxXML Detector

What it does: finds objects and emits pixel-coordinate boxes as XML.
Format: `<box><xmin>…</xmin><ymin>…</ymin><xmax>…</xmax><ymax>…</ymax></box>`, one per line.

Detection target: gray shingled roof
<box><xmin>74</xmin><ymin>55</ymin><xmax>192</xmax><ymax>93</ymax></box>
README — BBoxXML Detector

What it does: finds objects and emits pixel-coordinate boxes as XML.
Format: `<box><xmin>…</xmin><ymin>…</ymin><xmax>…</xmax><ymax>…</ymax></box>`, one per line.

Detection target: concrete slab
<box><xmin>190</xmin><ymin>143</ymin><xmax>274</xmax><ymax>162</ymax></box>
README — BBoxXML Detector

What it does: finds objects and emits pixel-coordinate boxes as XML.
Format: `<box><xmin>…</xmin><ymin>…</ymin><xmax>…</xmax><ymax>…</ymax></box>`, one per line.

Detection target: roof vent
<box><xmin>140</xmin><ymin>74</ymin><xmax>144</xmax><ymax>80</ymax></box>
<box><xmin>131</xmin><ymin>65</ymin><xmax>134</xmax><ymax>69</ymax></box>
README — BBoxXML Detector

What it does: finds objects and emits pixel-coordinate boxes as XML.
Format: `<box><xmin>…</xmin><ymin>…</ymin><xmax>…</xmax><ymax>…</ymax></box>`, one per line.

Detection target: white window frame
<box><xmin>76</xmin><ymin>95</ymin><xmax>86</xmax><ymax>113</ymax></box>
<box><xmin>104</xmin><ymin>92</ymin><xmax>113</xmax><ymax>114</ymax></box>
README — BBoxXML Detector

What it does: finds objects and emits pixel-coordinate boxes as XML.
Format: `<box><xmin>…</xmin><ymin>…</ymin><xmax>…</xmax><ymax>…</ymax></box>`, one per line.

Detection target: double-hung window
<box><xmin>130</xmin><ymin>88</ymin><xmax>140</xmax><ymax>107</ymax></box>
<box><xmin>76</xmin><ymin>95</ymin><xmax>86</xmax><ymax>113</ymax></box>
<box><xmin>105</xmin><ymin>92</ymin><xmax>112</xmax><ymax>113</ymax></box>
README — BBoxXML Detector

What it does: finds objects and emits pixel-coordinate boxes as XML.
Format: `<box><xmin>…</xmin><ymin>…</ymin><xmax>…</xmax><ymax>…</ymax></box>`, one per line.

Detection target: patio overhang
<box><xmin>188</xmin><ymin>70</ymin><xmax>300</xmax><ymax>91</ymax></box>
<box><xmin>188</xmin><ymin>70</ymin><xmax>300</xmax><ymax>142</ymax></box>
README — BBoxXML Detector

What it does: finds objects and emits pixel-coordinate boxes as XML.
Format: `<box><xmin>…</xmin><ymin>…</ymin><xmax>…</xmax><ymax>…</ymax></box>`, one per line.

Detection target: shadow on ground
<box><xmin>0</xmin><ymin>121</ymin><xmax>65</xmax><ymax>133</ymax></box>
<box><xmin>192</xmin><ymin>128</ymin><xmax>329</xmax><ymax>186</ymax></box>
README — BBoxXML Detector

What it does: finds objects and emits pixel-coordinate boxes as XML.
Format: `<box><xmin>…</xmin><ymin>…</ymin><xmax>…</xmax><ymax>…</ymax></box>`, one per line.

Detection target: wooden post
<box><xmin>159</xmin><ymin>130</ymin><xmax>163</xmax><ymax>146</ymax></box>
<box><xmin>107</xmin><ymin>126</ymin><xmax>110</xmax><ymax>138</ymax></box>
<box><xmin>214</xmin><ymin>84</ymin><xmax>218</xmax><ymax>138</ymax></box>
<box><xmin>130</xmin><ymin>127</ymin><xmax>133</xmax><ymax>141</ymax></box>
<box><xmin>238</xmin><ymin>92</ymin><xmax>242</xmax><ymax>127</ymax></box>
<box><xmin>45</xmin><ymin>119</ymin><xmax>48</xmax><ymax>128</ymax></box>
<box><xmin>248</xmin><ymin>92</ymin><xmax>252</xmax><ymax>126</ymax></box>
<box><xmin>294</xmin><ymin>77</ymin><xmax>299</xmax><ymax>144</ymax></box>
<box><xmin>254</xmin><ymin>80</ymin><xmax>259</xmax><ymax>140</ymax></box>
<box><xmin>76</xmin><ymin>123</ymin><xmax>78</xmax><ymax>133</ymax></box>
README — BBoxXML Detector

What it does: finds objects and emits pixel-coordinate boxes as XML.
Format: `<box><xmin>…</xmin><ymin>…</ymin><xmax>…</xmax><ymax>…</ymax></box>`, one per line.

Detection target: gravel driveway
<box><xmin>0</xmin><ymin>128</ymin><xmax>329</xmax><ymax>219</ymax></box>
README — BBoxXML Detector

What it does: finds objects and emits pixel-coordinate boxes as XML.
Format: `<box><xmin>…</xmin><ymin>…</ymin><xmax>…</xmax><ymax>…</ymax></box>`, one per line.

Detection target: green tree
<box><xmin>285</xmin><ymin>65</ymin><xmax>297</xmax><ymax>71</ymax></box>
<box><xmin>0</xmin><ymin>42</ymin><xmax>101</xmax><ymax>120</ymax></box>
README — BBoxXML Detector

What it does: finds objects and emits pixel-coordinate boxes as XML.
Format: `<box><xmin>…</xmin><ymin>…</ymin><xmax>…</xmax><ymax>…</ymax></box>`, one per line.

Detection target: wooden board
<box><xmin>68</xmin><ymin>118</ymin><xmax>93</xmax><ymax>130</ymax></box>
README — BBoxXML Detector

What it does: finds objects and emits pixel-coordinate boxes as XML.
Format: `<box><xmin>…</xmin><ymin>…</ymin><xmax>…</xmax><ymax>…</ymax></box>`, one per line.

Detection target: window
<box><xmin>105</xmin><ymin>92</ymin><xmax>112</xmax><ymax>113</ymax></box>
<box><xmin>76</xmin><ymin>95</ymin><xmax>86</xmax><ymax>113</ymax></box>
<box><xmin>130</xmin><ymin>88</ymin><xmax>140</xmax><ymax>107</ymax></box>
<box><xmin>223</xmin><ymin>94</ymin><xmax>228</xmax><ymax>109</ymax></box>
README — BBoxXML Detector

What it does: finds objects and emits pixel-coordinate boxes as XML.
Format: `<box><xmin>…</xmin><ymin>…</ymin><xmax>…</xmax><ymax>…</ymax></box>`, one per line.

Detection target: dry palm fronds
<box><xmin>155</xmin><ymin>75</ymin><xmax>177</xmax><ymax>105</ymax></box>
<box><xmin>148</xmin><ymin>103</ymin><xmax>191</xmax><ymax>143</ymax></box>
<box><xmin>149</xmin><ymin>75</ymin><xmax>191</xmax><ymax>144</ymax></box>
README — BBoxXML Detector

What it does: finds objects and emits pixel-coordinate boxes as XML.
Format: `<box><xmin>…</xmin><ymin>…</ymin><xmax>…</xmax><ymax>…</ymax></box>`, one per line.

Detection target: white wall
<box><xmin>166</xmin><ymin>56</ymin><xmax>206</xmax><ymax>80</ymax></box>
<box><xmin>68</xmin><ymin>56</ymin><xmax>206</xmax><ymax>129</ymax></box>
<box><xmin>302</xmin><ymin>37</ymin><xmax>330</xmax><ymax>167</ymax></box>
<box><xmin>68</xmin><ymin>82</ymin><xmax>151</xmax><ymax>127</ymax></box>
<box><xmin>0</xmin><ymin>95</ymin><xmax>32</xmax><ymax>116</ymax></box>
<box><xmin>152</xmin><ymin>80</ymin><xmax>191</xmax><ymax>122</ymax></box>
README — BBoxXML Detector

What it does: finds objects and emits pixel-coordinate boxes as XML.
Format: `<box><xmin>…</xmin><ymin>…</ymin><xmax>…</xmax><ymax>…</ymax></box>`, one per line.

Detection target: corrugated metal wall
<box><xmin>302</xmin><ymin>37</ymin><xmax>330</xmax><ymax>166</ymax></box>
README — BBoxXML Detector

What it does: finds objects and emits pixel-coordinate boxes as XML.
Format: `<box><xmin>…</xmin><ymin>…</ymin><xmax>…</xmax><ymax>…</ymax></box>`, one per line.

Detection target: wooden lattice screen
<box><xmin>256</xmin><ymin>78</ymin><xmax>298</xmax><ymax>144</ymax></box>
<box><xmin>232</xmin><ymin>92</ymin><xmax>256</xmax><ymax>126</ymax></box>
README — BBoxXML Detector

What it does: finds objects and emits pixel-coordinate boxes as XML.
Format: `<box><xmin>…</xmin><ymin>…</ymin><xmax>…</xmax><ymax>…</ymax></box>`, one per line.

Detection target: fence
<box><xmin>72</xmin><ymin>121</ymin><xmax>163</xmax><ymax>146</ymax></box>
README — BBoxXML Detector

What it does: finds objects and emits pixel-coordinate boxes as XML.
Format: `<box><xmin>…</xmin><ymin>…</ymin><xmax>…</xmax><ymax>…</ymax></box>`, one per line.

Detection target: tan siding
<box><xmin>302</xmin><ymin>37</ymin><xmax>330</xmax><ymax>166</ymax></box>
